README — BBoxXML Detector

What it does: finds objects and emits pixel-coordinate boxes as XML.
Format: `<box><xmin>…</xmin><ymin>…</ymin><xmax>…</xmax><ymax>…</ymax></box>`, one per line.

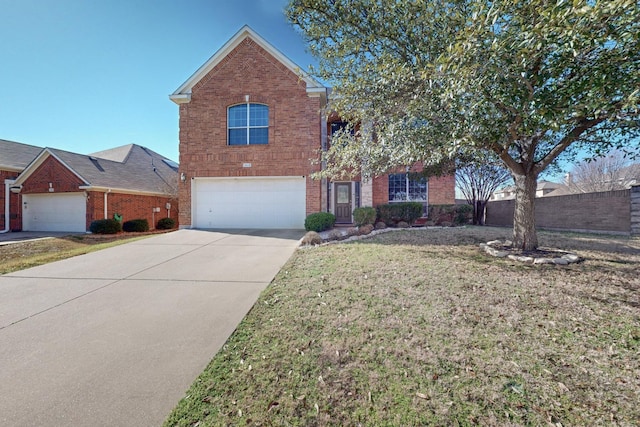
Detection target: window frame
<box><xmin>388</xmin><ymin>173</ymin><xmax>428</xmax><ymax>213</ymax></box>
<box><xmin>227</xmin><ymin>103</ymin><xmax>269</xmax><ymax>146</ymax></box>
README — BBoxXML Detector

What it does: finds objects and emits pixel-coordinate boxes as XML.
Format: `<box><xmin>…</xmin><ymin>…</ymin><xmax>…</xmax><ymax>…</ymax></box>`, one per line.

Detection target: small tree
<box><xmin>457</xmin><ymin>154</ymin><xmax>512</xmax><ymax>225</ymax></box>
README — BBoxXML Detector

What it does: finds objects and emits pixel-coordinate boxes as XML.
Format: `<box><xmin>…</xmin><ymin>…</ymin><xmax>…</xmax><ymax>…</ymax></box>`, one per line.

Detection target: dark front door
<box><xmin>334</xmin><ymin>183</ymin><xmax>352</xmax><ymax>223</ymax></box>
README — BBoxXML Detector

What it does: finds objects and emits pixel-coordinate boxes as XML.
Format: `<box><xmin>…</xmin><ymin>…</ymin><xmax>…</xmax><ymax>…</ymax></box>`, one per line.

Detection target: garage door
<box><xmin>22</xmin><ymin>193</ymin><xmax>87</xmax><ymax>232</ymax></box>
<box><xmin>193</xmin><ymin>177</ymin><xmax>306</xmax><ymax>229</ymax></box>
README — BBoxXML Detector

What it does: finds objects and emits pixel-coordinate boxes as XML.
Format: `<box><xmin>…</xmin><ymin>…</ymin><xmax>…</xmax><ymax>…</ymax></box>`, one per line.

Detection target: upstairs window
<box><xmin>228</xmin><ymin>103</ymin><xmax>269</xmax><ymax>145</ymax></box>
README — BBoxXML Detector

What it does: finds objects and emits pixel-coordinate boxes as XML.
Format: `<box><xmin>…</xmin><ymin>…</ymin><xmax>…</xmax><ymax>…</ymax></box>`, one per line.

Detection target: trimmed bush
<box><xmin>301</xmin><ymin>231</ymin><xmax>323</xmax><ymax>246</ymax></box>
<box><xmin>353</xmin><ymin>207</ymin><xmax>376</xmax><ymax>226</ymax></box>
<box><xmin>156</xmin><ymin>217</ymin><xmax>176</xmax><ymax>230</ymax></box>
<box><xmin>304</xmin><ymin>212</ymin><xmax>336</xmax><ymax>232</ymax></box>
<box><xmin>428</xmin><ymin>204</ymin><xmax>473</xmax><ymax>226</ymax></box>
<box><xmin>89</xmin><ymin>218</ymin><xmax>122</xmax><ymax>234</ymax></box>
<box><xmin>374</xmin><ymin>221</ymin><xmax>387</xmax><ymax>230</ymax></box>
<box><xmin>122</xmin><ymin>218</ymin><xmax>149</xmax><ymax>232</ymax></box>
<box><xmin>376</xmin><ymin>202</ymin><xmax>423</xmax><ymax>226</ymax></box>
<box><xmin>397</xmin><ymin>221</ymin><xmax>410</xmax><ymax>228</ymax></box>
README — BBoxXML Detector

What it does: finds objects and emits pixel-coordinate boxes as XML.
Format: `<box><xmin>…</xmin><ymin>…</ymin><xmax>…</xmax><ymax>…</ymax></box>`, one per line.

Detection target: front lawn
<box><xmin>165</xmin><ymin>227</ymin><xmax>640</xmax><ymax>426</ymax></box>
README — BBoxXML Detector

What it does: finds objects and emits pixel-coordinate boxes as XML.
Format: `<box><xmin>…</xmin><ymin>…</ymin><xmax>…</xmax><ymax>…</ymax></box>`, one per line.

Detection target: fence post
<box><xmin>631</xmin><ymin>185</ymin><xmax>640</xmax><ymax>236</ymax></box>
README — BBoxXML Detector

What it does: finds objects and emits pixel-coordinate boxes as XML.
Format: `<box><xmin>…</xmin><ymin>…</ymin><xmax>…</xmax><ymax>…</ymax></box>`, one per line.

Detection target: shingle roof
<box><xmin>0</xmin><ymin>139</ymin><xmax>43</xmax><ymax>171</ymax></box>
<box><xmin>47</xmin><ymin>144</ymin><xmax>178</xmax><ymax>196</ymax></box>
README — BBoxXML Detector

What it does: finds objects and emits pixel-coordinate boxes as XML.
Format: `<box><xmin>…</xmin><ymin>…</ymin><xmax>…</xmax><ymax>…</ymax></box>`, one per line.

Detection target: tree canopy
<box><xmin>288</xmin><ymin>0</ymin><xmax>640</xmax><ymax>249</ymax></box>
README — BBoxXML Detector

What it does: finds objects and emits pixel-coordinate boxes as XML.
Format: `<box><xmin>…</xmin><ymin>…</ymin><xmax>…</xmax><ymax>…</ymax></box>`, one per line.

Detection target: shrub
<box><xmin>428</xmin><ymin>204</ymin><xmax>473</xmax><ymax>226</ymax></box>
<box><xmin>376</xmin><ymin>202</ymin><xmax>423</xmax><ymax>226</ymax></box>
<box><xmin>301</xmin><ymin>231</ymin><xmax>323</xmax><ymax>245</ymax></box>
<box><xmin>89</xmin><ymin>219</ymin><xmax>122</xmax><ymax>234</ymax></box>
<box><xmin>156</xmin><ymin>217</ymin><xmax>176</xmax><ymax>230</ymax></box>
<box><xmin>353</xmin><ymin>207</ymin><xmax>376</xmax><ymax>226</ymax></box>
<box><xmin>397</xmin><ymin>221</ymin><xmax>410</xmax><ymax>228</ymax></box>
<box><xmin>122</xmin><ymin>218</ymin><xmax>149</xmax><ymax>232</ymax></box>
<box><xmin>304</xmin><ymin>212</ymin><xmax>336</xmax><ymax>232</ymax></box>
<box><xmin>359</xmin><ymin>224</ymin><xmax>375</xmax><ymax>235</ymax></box>
<box><xmin>454</xmin><ymin>204</ymin><xmax>473</xmax><ymax>225</ymax></box>
<box><xmin>375</xmin><ymin>221</ymin><xmax>387</xmax><ymax>230</ymax></box>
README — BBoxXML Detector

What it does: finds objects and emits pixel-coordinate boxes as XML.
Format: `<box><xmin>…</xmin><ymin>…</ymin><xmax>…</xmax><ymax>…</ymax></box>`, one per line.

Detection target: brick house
<box><xmin>1</xmin><ymin>139</ymin><xmax>178</xmax><ymax>232</ymax></box>
<box><xmin>170</xmin><ymin>26</ymin><xmax>454</xmax><ymax>229</ymax></box>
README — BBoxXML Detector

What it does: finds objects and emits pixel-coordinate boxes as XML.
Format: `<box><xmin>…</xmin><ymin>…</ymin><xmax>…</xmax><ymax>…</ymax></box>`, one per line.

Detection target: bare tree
<box><xmin>568</xmin><ymin>151</ymin><xmax>640</xmax><ymax>193</ymax></box>
<box><xmin>457</xmin><ymin>155</ymin><xmax>512</xmax><ymax>225</ymax></box>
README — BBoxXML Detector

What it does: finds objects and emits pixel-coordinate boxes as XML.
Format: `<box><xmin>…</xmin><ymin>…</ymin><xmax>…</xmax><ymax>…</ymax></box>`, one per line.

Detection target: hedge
<box><xmin>89</xmin><ymin>218</ymin><xmax>122</xmax><ymax>234</ymax></box>
<box><xmin>428</xmin><ymin>204</ymin><xmax>473</xmax><ymax>225</ymax></box>
<box><xmin>122</xmin><ymin>218</ymin><xmax>149</xmax><ymax>232</ymax></box>
<box><xmin>376</xmin><ymin>202</ymin><xmax>423</xmax><ymax>225</ymax></box>
<box><xmin>353</xmin><ymin>207</ymin><xmax>376</xmax><ymax>226</ymax></box>
<box><xmin>304</xmin><ymin>212</ymin><xmax>336</xmax><ymax>232</ymax></box>
<box><xmin>156</xmin><ymin>217</ymin><xmax>176</xmax><ymax>230</ymax></box>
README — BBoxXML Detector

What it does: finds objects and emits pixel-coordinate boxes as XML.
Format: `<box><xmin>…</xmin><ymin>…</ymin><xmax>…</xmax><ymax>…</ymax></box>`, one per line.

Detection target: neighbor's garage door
<box><xmin>22</xmin><ymin>193</ymin><xmax>87</xmax><ymax>232</ymax></box>
<box><xmin>193</xmin><ymin>177</ymin><xmax>306</xmax><ymax>229</ymax></box>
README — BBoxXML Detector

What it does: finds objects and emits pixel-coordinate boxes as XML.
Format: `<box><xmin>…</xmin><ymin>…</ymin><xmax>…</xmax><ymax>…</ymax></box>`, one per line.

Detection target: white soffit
<box><xmin>169</xmin><ymin>25</ymin><xmax>325</xmax><ymax>104</ymax></box>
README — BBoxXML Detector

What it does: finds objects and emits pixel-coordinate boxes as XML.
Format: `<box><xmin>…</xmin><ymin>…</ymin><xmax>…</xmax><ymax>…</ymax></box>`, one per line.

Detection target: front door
<box><xmin>334</xmin><ymin>183</ymin><xmax>352</xmax><ymax>223</ymax></box>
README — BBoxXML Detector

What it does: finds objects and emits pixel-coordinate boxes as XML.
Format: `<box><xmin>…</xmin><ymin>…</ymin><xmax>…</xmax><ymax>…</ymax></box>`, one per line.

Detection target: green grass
<box><xmin>164</xmin><ymin>227</ymin><xmax>639</xmax><ymax>426</ymax></box>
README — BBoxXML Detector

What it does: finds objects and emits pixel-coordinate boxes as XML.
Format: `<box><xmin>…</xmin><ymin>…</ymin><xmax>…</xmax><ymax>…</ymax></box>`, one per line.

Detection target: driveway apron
<box><xmin>0</xmin><ymin>229</ymin><xmax>302</xmax><ymax>426</ymax></box>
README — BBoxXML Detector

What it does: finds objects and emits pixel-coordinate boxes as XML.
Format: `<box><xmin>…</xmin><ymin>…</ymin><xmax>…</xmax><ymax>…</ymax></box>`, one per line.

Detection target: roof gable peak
<box><xmin>170</xmin><ymin>25</ymin><xmax>325</xmax><ymax>105</ymax></box>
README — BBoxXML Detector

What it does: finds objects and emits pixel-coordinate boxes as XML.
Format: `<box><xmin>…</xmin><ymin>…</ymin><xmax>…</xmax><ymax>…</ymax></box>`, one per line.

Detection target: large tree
<box><xmin>287</xmin><ymin>0</ymin><xmax>640</xmax><ymax>250</ymax></box>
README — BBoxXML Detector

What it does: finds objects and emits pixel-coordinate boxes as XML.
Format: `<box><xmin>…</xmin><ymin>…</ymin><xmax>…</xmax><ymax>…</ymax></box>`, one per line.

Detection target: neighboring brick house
<box><xmin>1</xmin><ymin>139</ymin><xmax>43</xmax><ymax>232</ymax></box>
<box><xmin>2</xmin><ymin>140</ymin><xmax>178</xmax><ymax>232</ymax></box>
<box><xmin>170</xmin><ymin>26</ymin><xmax>454</xmax><ymax>229</ymax></box>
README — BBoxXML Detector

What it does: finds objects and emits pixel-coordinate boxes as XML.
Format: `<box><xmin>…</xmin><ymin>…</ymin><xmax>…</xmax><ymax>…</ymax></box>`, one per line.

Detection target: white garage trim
<box><xmin>22</xmin><ymin>193</ymin><xmax>87</xmax><ymax>232</ymax></box>
<box><xmin>192</xmin><ymin>176</ymin><xmax>306</xmax><ymax>229</ymax></box>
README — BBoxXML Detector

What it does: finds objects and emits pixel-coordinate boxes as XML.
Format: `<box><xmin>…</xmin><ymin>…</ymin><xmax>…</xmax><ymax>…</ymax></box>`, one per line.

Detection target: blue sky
<box><xmin>0</xmin><ymin>0</ymin><xmax>315</xmax><ymax>162</ymax></box>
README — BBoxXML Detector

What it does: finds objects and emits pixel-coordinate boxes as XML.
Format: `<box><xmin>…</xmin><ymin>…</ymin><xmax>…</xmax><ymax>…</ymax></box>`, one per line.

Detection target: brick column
<box><xmin>631</xmin><ymin>185</ymin><xmax>640</xmax><ymax>236</ymax></box>
<box><xmin>361</xmin><ymin>179</ymin><xmax>373</xmax><ymax>207</ymax></box>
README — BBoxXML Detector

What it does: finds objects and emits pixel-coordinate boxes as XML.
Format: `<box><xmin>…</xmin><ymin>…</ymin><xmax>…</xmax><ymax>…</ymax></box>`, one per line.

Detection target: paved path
<box><xmin>0</xmin><ymin>229</ymin><xmax>303</xmax><ymax>426</ymax></box>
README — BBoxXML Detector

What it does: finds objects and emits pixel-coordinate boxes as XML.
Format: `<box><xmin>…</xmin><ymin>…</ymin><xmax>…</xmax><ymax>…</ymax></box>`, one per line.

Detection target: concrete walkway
<box><xmin>0</xmin><ymin>229</ymin><xmax>303</xmax><ymax>426</ymax></box>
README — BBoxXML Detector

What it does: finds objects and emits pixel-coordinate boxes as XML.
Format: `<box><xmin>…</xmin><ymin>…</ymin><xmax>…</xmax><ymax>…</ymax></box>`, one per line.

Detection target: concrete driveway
<box><xmin>0</xmin><ymin>229</ymin><xmax>303</xmax><ymax>426</ymax></box>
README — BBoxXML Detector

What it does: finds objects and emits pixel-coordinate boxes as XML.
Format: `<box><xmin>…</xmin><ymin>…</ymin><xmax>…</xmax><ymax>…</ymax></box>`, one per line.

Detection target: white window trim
<box><xmin>228</xmin><ymin>103</ymin><xmax>269</xmax><ymax>145</ymax></box>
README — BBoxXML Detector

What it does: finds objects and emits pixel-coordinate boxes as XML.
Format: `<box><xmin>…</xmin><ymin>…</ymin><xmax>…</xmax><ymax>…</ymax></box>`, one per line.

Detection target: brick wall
<box><xmin>20</xmin><ymin>157</ymin><xmax>84</xmax><ymax>194</ymax></box>
<box><xmin>631</xmin><ymin>185</ymin><xmax>640</xmax><ymax>236</ymax></box>
<box><xmin>428</xmin><ymin>175</ymin><xmax>456</xmax><ymax>205</ymax></box>
<box><xmin>87</xmin><ymin>191</ymin><xmax>178</xmax><ymax>230</ymax></box>
<box><xmin>486</xmin><ymin>189</ymin><xmax>632</xmax><ymax>233</ymax></box>
<box><xmin>177</xmin><ymin>37</ymin><xmax>323</xmax><ymax>227</ymax></box>
<box><xmin>1</xmin><ymin>169</ymin><xmax>22</xmax><ymax>231</ymax></box>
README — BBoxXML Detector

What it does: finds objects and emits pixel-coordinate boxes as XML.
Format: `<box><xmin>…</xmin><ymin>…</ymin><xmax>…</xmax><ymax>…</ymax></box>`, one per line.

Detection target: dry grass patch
<box><xmin>165</xmin><ymin>227</ymin><xmax>640</xmax><ymax>426</ymax></box>
<box><xmin>0</xmin><ymin>234</ymin><xmax>154</xmax><ymax>274</ymax></box>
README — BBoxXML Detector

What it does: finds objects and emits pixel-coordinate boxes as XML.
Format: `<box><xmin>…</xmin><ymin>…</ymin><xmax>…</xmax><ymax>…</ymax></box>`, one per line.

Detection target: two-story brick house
<box><xmin>170</xmin><ymin>26</ymin><xmax>454</xmax><ymax>229</ymax></box>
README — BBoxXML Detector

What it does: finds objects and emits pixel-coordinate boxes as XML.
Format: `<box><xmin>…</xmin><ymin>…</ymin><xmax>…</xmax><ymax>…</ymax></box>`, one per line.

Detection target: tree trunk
<box><xmin>471</xmin><ymin>199</ymin><xmax>487</xmax><ymax>225</ymax></box>
<box><xmin>512</xmin><ymin>173</ymin><xmax>538</xmax><ymax>250</ymax></box>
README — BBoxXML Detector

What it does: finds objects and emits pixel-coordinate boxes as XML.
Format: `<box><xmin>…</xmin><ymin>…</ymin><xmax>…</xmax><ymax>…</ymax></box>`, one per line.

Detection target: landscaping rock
<box><xmin>562</xmin><ymin>254</ymin><xmax>581</xmax><ymax>263</ymax></box>
<box><xmin>508</xmin><ymin>254</ymin><xmax>534</xmax><ymax>263</ymax></box>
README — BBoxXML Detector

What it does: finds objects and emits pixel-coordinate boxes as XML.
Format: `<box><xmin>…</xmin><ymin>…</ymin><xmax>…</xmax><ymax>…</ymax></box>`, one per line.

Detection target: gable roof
<box><xmin>14</xmin><ymin>144</ymin><xmax>178</xmax><ymax>196</ymax></box>
<box><xmin>170</xmin><ymin>25</ymin><xmax>326</xmax><ymax>105</ymax></box>
<box><xmin>0</xmin><ymin>139</ymin><xmax>43</xmax><ymax>172</ymax></box>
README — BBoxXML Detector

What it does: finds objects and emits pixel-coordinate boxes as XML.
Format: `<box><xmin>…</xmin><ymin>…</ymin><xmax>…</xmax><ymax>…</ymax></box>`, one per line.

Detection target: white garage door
<box><xmin>22</xmin><ymin>193</ymin><xmax>87</xmax><ymax>232</ymax></box>
<box><xmin>193</xmin><ymin>177</ymin><xmax>306</xmax><ymax>229</ymax></box>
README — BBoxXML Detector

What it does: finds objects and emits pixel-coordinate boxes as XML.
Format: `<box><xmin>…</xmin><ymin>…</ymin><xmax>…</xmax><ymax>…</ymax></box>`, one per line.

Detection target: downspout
<box><xmin>104</xmin><ymin>189</ymin><xmax>111</xmax><ymax>219</ymax></box>
<box><xmin>1</xmin><ymin>179</ymin><xmax>13</xmax><ymax>233</ymax></box>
